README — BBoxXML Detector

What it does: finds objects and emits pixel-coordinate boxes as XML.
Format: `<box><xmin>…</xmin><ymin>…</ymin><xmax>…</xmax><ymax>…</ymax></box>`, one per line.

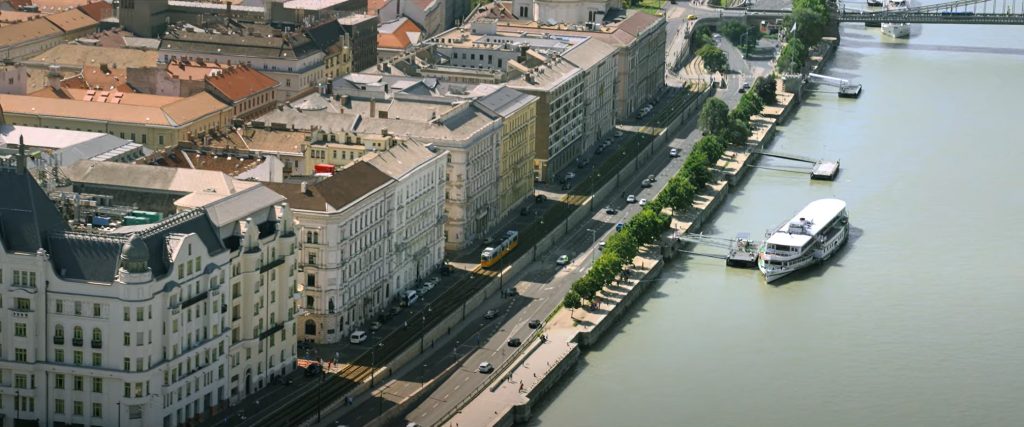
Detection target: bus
<box><xmin>481</xmin><ymin>230</ymin><xmax>519</xmax><ymax>268</ymax></box>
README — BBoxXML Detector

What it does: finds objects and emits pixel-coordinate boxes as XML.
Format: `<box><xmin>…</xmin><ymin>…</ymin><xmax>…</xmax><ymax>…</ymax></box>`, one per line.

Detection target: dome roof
<box><xmin>121</xmin><ymin>234</ymin><xmax>149</xmax><ymax>265</ymax></box>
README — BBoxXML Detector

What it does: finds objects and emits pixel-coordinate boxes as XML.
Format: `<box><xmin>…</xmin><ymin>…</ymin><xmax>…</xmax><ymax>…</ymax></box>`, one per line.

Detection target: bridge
<box><xmin>836</xmin><ymin>0</ymin><xmax>1024</xmax><ymax>25</ymax></box>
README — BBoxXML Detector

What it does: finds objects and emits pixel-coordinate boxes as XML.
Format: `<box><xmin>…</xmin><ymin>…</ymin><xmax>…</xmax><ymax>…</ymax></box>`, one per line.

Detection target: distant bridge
<box><xmin>837</xmin><ymin>0</ymin><xmax>1024</xmax><ymax>25</ymax></box>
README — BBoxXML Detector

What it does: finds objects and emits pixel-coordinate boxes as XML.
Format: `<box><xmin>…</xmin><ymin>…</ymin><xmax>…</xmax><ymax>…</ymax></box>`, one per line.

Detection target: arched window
<box><xmin>92</xmin><ymin>328</ymin><xmax>102</xmax><ymax>344</ymax></box>
<box><xmin>73</xmin><ymin>326</ymin><xmax>83</xmax><ymax>340</ymax></box>
<box><xmin>304</xmin><ymin>319</ymin><xmax>317</xmax><ymax>335</ymax></box>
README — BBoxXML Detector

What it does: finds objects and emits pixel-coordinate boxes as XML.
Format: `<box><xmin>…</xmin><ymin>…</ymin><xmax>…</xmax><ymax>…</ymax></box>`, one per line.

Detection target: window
<box><xmin>74</xmin><ymin>400</ymin><xmax>83</xmax><ymax>416</ymax></box>
<box><xmin>93</xmin><ymin>304</ymin><xmax>101</xmax><ymax>317</ymax></box>
<box><xmin>56</xmin><ymin>299</ymin><xmax>63</xmax><ymax>313</ymax></box>
<box><xmin>55</xmin><ymin>399</ymin><xmax>65</xmax><ymax>414</ymax></box>
<box><xmin>124</xmin><ymin>307</ymin><xmax>130</xmax><ymax>321</ymax></box>
<box><xmin>15</xmin><ymin>348</ymin><xmax>26</xmax><ymax>362</ymax></box>
<box><xmin>93</xmin><ymin>402</ymin><xmax>103</xmax><ymax>418</ymax></box>
<box><xmin>14</xmin><ymin>323</ymin><xmax>26</xmax><ymax>337</ymax></box>
<box><xmin>73</xmin><ymin>351</ymin><xmax>82</xmax><ymax>365</ymax></box>
<box><xmin>124</xmin><ymin>357</ymin><xmax>131</xmax><ymax>371</ymax></box>
<box><xmin>55</xmin><ymin>374</ymin><xmax>65</xmax><ymax>389</ymax></box>
<box><xmin>92</xmin><ymin>352</ymin><xmax>102</xmax><ymax>366</ymax></box>
<box><xmin>74</xmin><ymin>301</ymin><xmax>82</xmax><ymax>315</ymax></box>
<box><xmin>137</xmin><ymin>307</ymin><xmax>144</xmax><ymax>321</ymax></box>
<box><xmin>93</xmin><ymin>377</ymin><xmax>103</xmax><ymax>393</ymax></box>
<box><xmin>15</xmin><ymin>298</ymin><xmax>30</xmax><ymax>311</ymax></box>
<box><xmin>92</xmin><ymin>328</ymin><xmax>102</xmax><ymax>346</ymax></box>
<box><xmin>55</xmin><ymin>348</ymin><xmax>64</xmax><ymax>363</ymax></box>
<box><xmin>74</xmin><ymin>375</ymin><xmax>83</xmax><ymax>391</ymax></box>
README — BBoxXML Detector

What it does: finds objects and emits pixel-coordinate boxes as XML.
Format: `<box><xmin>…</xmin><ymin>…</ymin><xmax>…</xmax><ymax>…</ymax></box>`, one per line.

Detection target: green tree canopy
<box><xmin>698</xmin><ymin>98</ymin><xmax>730</xmax><ymax>135</ymax></box>
<box><xmin>562</xmin><ymin>290</ymin><xmax>582</xmax><ymax>316</ymax></box>
<box><xmin>697</xmin><ymin>45</ymin><xmax>729</xmax><ymax>74</ymax></box>
<box><xmin>754</xmin><ymin>75</ymin><xmax>778</xmax><ymax>105</ymax></box>
<box><xmin>777</xmin><ymin>39</ymin><xmax>807</xmax><ymax>74</ymax></box>
<box><xmin>721</xmin><ymin>117</ymin><xmax>752</xmax><ymax>145</ymax></box>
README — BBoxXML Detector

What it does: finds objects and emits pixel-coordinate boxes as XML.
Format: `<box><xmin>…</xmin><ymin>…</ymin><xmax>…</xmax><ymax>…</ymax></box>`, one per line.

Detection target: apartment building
<box><xmin>0</xmin><ymin>156</ymin><xmax>297</xmax><ymax>427</ymax></box>
<box><xmin>473</xmin><ymin>86</ymin><xmax>539</xmax><ymax>219</ymax></box>
<box><xmin>259</xmin><ymin>75</ymin><xmax>516</xmax><ymax>250</ymax></box>
<box><xmin>265</xmin><ymin>142</ymin><xmax>444</xmax><ymax>343</ymax></box>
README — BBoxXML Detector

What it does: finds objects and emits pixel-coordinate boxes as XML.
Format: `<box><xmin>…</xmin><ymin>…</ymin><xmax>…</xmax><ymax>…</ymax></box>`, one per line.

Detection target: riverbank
<box><xmin>446</xmin><ymin>39</ymin><xmax>836</xmax><ymax>426</ymax></box>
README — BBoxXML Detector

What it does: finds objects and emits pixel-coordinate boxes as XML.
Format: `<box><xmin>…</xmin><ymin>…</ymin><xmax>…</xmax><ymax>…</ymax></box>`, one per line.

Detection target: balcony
<box><xmin>259</xmin><ymin>257</ymin><xmax>286</xmax><ymax>273</ymax></box>
<box><xmin>72</xmin><ymin>337</ymin><xmax>83</xmax><ymax>347</ymax></box>
<box><xmin>258</xmin><ymin>323</ymin><xmax>284</xmax><ymax>340</ymax></box>
<box><xmin>181</xmin><ymin>291</ymin><xmax>209</xmax><ymax>310</ymax></box>
<box><xmin>53</xmin><ymin>336</ymin><xmax>64</xmax><ymax>345</ymax></box>
<box><xmin>91</xmin><ymin>340</ymin><xmax>102</xmax><ymax>349</ymax></box>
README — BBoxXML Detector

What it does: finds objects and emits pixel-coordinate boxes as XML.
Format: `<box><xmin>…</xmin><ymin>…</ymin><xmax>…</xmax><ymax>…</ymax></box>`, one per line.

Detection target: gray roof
<box><xmin>49</xmin><ymin>208</ymin><xmax>227</xmax><ymax>282</ymax></box>
<box><xmin>160</xmin><ymin>24</ymin><xmax>321</xmax><ymax>60</ymax></box>
<box><xmin>561</xmin><ymin>37</ymin><xmax>617</xmax><ymax>71</ymax></box>
<box><xmin>0</xmin><ymin>170</ymin><xmax>68</xmax><ymax>253</ymax></box>
<box><xmin>474</xmin><ymin>86</ymin><xmax>537</xmax><ymax>118</ymax></box>
<box><xmin>364</xmin><ymin>142</ymin><xmax>443</xmax><ymax>180</ymax></box>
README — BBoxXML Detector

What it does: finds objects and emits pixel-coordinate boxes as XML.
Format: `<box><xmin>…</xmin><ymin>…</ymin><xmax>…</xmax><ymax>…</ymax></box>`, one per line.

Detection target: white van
<box><xmin>400</xmin><ymin>290</ymin><xmax>419</xmax><ymax>307</ymax></box>
<box><xmin>349</xmin><ymin>330</ymin><xmax>368</xmax><ymax>344</ymax></box>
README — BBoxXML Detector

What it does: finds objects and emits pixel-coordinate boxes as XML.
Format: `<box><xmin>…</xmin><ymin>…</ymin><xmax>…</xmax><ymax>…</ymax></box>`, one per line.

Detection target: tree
<box><xmin>692</xmin><ymin>26</ymin><xmax>714</xmax><ymax>51</ymax></box>
<box><xmin>740</xmin><ymin>27</ymin><xmax>763</xmax><ymax>57</ymax></box>
<box><xmin>698</xmin><ymin>98</ymin><xmax>730</xmax><ymax>136</ymax></box>
<box><xmin>658</xmin><ymin>175</ymin><xmax>698</xmax><ymax>211</ymax></box>
<box><xmin>735</xmin><ymin>91</ymin><xmax>764</xmax><ymax>119</ymax></box>
<box><xmin>572</xmin><ymin>278</ymin><xmax>597</xmax><ymax>302</ymax></box>
<box><xmin>754</xmin><ymin>75</ymin><xmax>778</xmax><ymax>105</ymax></box>
<box><xmin>683</xmin><ymin>155</ymin><xmax>713</xmax><ymax>189</ymax></box>
<box><xmin>790</xmin><ymin>7</ymin><xmax>828</xmax><ymax>46</ymax></box>
<box><xmin>721</xmin><ymin>117</ymin><xmax>752</xmax><ymax>145</ymax></box>
<box><xmin>697</xmin><ymin>45</ymin><xmax>729</xmax><ymax>74</ymax></box>
<box><xmin>562</xmin><ymin>290</ymin><xmax>582</xmax><ymax>319</ymax></box>
<box><xmin>694</xmin><ymin>135</ymin><xmax>725</xmax><ymax>163</ymax></box>
<box><xmin>777</xmin><ymin>39</ymin><xmax>807</xmax><ymax>74</ymax></box>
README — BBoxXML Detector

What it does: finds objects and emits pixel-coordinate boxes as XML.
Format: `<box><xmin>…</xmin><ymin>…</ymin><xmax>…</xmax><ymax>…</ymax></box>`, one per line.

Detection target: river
<box><xmin>531</xmin><ymin>21</ymin><xmax>1024</xmax><ymax>427</ymax></box>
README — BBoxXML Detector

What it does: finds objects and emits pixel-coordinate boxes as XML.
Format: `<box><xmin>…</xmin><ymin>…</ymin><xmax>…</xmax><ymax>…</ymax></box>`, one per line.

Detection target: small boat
<box><xmin>758</xmin><ymin>199</ymin><xmax>850</xmax><ymax>283</ymax></box>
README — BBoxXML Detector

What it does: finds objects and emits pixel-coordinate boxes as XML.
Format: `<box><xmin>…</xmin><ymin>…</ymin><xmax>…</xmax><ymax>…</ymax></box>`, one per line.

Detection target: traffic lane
<box><xmin>407</xmin><ymin>262</ymin><xmax>588</xmax><ymax>427</ymax></box>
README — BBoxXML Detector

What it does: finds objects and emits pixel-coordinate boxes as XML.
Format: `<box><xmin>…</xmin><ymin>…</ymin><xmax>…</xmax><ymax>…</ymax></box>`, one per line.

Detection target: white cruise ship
<box><xmin>881</xmin><ymin>0</ymin><xmax>911</xmax><ymax>38</ymax></box>
<box><xmin>758</xmin><ymin>199</ymin><xmax>850</xmax><ymax>283</ymax></box>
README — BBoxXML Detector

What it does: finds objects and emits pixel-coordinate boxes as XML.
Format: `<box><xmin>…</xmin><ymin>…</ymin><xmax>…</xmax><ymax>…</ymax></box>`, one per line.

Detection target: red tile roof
<box><xmin>43</xmin><ymin>8</ymin><xmax>97</xmax><ymax>33</ymax></box>
<box><xmin>378</xmin><ymin>18</ymin><xmax>424</xmax><ymax>50</ymax></box>
<box><xmin>205</xmin><ymin>65</ymin><xmax>279</xmax><ymax>102</ymax></box>
<box><xmin>77</xmin><ymin>0</ymin><xmax>114</xmax><ymax>22</ymax></box>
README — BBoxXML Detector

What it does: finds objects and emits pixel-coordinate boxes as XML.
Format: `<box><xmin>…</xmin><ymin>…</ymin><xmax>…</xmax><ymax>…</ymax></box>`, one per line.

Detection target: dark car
<box><xmin>484</xmin><ymin>309</ymin><xmax>498</xmax><ymax>320</ymax></box>
<box><xmin>535</xmin><ymin>194</ymin><xmax>547</xmax><ymax>203</ymax></box>
<box><xmin>502</xmin><ymin>287</ymin><xmax>519</xmax><ymax>297</ymax></box>
<box><xmin>605</xmin><ymin>207</ymin><xmax>618</xmax><ymax>215</ymax></box>
<box><xmin>389</xmin><ymin>306</ymin><xmax>402</xmax><ymax>316</ymax></box>
<box><xmin>304</xmin><ymin>363</ymin><xmax>322</xmax><ymax>377</ymax></box>
<box><xmin>528</xmin><ymin>319</ymin><xmax>542</xmax><ymax>329</ymax></box>
<box><xmin>507</xmin><ymin>338</ymin><xmax>522</xmax><ymax>347</ymax></box>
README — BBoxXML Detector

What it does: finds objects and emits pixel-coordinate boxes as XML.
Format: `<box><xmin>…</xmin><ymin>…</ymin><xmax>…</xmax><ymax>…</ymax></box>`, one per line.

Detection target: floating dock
<box><xmin>726</xmin><ymin>233</ymin><xmax>758</xmax><ymax>268</ymax></box>
<box><xmin>811</xmin><ymin>160</ymin><xmax>841</xmax><ymax>180</ymax></box>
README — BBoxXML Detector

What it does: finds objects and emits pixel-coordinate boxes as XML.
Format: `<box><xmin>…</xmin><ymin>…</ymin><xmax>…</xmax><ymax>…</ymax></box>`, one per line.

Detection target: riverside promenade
<box><xmin>446</xmin><ymin>81</ymin><xmax>799</xmax><ymax>427</ymax></box>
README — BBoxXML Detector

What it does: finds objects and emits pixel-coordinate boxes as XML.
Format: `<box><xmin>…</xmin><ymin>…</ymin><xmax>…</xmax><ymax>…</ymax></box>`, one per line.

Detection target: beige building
<box><xmin>45</xmin><ymin>9</ymin><xmax>99</xmax><ymax>41</ymax></box>
<box><xmin>474</xmin><ymin>86</ymin><xmax>538</xmax><ymax>218</ymax></box>
<box><xmin>0</xmin><ymin>91</ymin><xmax>232</xmax><ymax>148</ymax></box>
<box><xmin>0</xmin><ymin>18</ymin><xmax>64</xmax><ymax>61</ymax></box>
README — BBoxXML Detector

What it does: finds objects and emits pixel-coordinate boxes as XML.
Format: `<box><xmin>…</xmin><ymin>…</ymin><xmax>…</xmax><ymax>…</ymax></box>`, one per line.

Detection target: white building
<box><xmin>0</xmin><ymin>155</ymin><xmax>298</xmax><ymax>427</ymax></box>
<box><xmin>267</xmin><ymin>142</ymin><xmax>446</xmax><ymax>343</ymax></box>
<box><xmin>510</xmin><ymin>0</ymin><xmax>622</xmax><ymax>24</ymax></box>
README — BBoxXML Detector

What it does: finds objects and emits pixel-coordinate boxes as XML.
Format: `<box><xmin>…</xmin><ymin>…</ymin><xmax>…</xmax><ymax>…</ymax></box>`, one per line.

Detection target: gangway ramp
<box><xmin>752</xmin><ymin>149</ymin><xmax>841</xmax><ymax>180</ymax></box>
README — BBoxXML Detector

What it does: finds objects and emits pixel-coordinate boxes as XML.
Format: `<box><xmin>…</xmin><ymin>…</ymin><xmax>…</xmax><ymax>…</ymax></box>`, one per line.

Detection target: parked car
<box><xmin>577</xmin><ymin>158</ymin><xmax>589</xmax><ymax>168</ymax></box>
<box><xmin>556</xmin><ymin>255</ymin><xmax>570</xmax><ymax>265</ymax></box>
<box><xmin>605</xmin><ymin>207</ymin><xmax>618</xmax><ymax>215</ymax></box>
<box><xmin>507</xmin><ymin>337</ymin><xmax>522</xmax><ymax>347</ymax></box>
<box><xmin>639</xmin><ymin>199</ymin><xmax>648</xmax><ymax>206</ymax></box>
<box><xmin>528</xmin><ymin>319</ymin><xmax>542</xmax><ymax>329</ymax></box>
<box><xmin>647</xmin><ymin>174</ymin><xmax>656</xmax><ymax>182</ymax></box>
<box><xmin>669</xmin><ymin>148</ymin><xmax>680</xmax><ymax>157</ymax></box>
<box><xmin>502</xmin><ymin>287</ymin><xmax>519</xmax><ymax>297</ymax></box>
<box><xmin>565</xmin><ymin>172</ymin><xmax>576</xmax><ymax>181</ymax></box>
<box><xmin>616</xmin><ymin>222</ymin><xmax>624</xmax><ymax>232</ymax></box>
<box><xmin>484</xmin><ymin>309</ymin><xmax>498</xmax><ymax>319</ymax></box>
<box><xmin>626</xmin><ymin>194</ymin><xmax>637</xmax><ymax>203</ymax></box>
<box><xmin>739</xmin><ymin>82</ymin><xmax>751</xmax><ymax>93</ymax></box>
<box><xmin>599</xmin><ymin>241</ymin><xmax>606</xmax><ymax>251</ymax></box>
<box><xmin>389</xmin><ymin>306</ymin><xmax>402</xmax><ymax>316</ymax></box>
<box><xmin>349</xmin><ymin>330</ymin><xmax>368</xmax><ymax>344</ymax></box>
<box><xmin>420</xmin><ymin>281</ymin><xmax>435</xmax><ymax>294</ymax></box>
<box><xmin>479</xmin><ymin>362</ymin><xmax>494</xmax><ymax>373</ymax></box>
<box><xmin>305</xmin><ymin>363</ymin><xmax>322</xmax><ymax>377</ymax></box>
<box><xmin>641</xmin><ymin>179</ymin><xmax>652</xmax><ymax>188</ymax></box>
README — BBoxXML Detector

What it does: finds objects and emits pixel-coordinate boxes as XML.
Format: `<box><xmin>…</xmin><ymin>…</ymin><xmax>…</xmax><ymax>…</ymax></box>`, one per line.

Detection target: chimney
<box><xmin>47</xmin><ymin>65</ymin><xmax>61</xmax><ymax>90</ymax></box>
<box><xmin>370</xmin><ymin>98</ymin><xmax>376</xmax><ymax>118</ymax></box>
<box><xmin>226</xmin><ymin>1</ymin><xmax>232</xmax><ymax>19</ymax></box>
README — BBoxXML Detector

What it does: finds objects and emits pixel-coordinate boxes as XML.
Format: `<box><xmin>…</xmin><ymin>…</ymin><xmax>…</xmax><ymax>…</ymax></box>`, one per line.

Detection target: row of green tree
<box><xmin>777</xmin><ymin>0</ymin><xmax>830</xmax><ymax>73</ymax></box>
<box><xmin>561</xmin><ymin>77</ymin><xmax>778</xmax><ymax>314</ymax></box>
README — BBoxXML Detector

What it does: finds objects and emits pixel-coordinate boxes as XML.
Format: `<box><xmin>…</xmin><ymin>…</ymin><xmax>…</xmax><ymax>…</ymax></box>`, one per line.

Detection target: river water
<box><xmin>532</xmin><ymin>22</ymin><xmax>1024</xmax><ymax>427</ymax></box>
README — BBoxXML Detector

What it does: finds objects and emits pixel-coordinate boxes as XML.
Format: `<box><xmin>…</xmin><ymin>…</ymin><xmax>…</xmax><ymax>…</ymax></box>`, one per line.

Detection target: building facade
<box><xmin>474</xmin><ymin>87</ymin><xmax>538</xmax><ymax>220</ymax></box>
<box><xmin>0</xmin><ymin>159</ymin><xmax>298</xmax><ymax>427</ymax></box>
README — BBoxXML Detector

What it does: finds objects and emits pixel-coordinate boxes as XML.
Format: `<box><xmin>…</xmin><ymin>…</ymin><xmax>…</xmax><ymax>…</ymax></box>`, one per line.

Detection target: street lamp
<box><xmin>586</xmin><ymin>229</ymin><xmax>597</xmax><ymax>266</ymax></box>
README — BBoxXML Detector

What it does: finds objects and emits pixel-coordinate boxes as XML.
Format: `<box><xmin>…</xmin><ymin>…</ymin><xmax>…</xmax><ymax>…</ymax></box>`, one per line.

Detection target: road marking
<box><xmin>454</xmin><ymin>385</ymin><xmax>461</xmax><ymax>391</ymax></box>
